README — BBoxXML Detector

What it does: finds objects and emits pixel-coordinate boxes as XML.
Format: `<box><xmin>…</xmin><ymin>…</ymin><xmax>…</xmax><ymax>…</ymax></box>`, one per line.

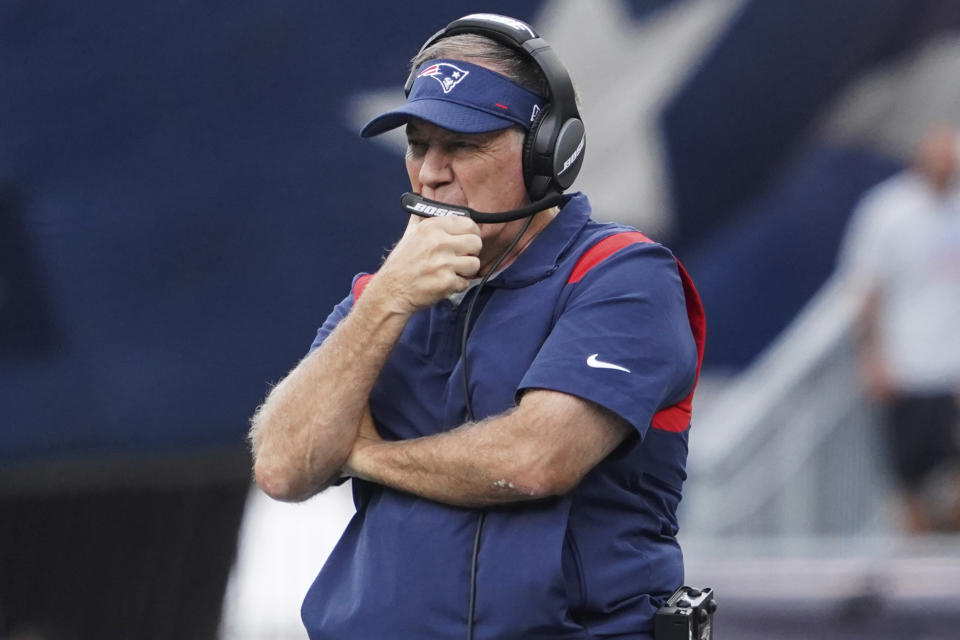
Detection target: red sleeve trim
<box><xmin>651</xmin><ymin>260</ymin><xmax>705</xmax><ymax>432</ymax></box>
<box><xmin>352</xmin><ymin>274</ymin><xmax>374</xmax><ymax>300</ymax></box>
<box><xmin>567</xmin><ymin>231</ymin><xmax>653</xmax><ymax>283</ymax></box>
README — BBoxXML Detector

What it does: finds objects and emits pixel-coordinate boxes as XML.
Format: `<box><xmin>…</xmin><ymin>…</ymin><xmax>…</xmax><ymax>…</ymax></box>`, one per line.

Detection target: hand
<box><xmin>368</xmin><ymin>215</ymin><xmax>482</xmax><ymax>314</ymax></box>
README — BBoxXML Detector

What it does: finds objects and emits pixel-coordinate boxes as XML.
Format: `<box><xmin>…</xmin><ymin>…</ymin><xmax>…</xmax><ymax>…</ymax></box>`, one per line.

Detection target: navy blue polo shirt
<box><xmin>302</xmin><ymin>193</ymin><xmax>703</xmax><ymax>640</ymax></box>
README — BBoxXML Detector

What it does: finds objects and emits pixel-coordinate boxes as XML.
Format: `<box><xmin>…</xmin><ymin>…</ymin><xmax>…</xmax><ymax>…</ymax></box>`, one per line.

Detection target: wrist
<box><xmin>358</xmin><ymin>273</ymin><xmax>419</xmax><ymax>318</ymax></box>
<box><xmin>344</xmin><ymin>438</ymin><xmax>377</xmax><ymax>481</ymax></box>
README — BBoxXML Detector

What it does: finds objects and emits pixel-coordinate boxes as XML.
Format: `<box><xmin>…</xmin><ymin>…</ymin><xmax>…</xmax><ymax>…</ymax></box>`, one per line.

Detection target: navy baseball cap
<box><xmin>360</xmin><ymin>59</ymin><xmax>545</xmax><ymax>137</ymax></box>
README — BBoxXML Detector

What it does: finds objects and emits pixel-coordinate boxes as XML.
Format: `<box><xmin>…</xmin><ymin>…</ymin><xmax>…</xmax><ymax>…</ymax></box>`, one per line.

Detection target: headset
<box><xmin>402</xmin><ymin>13</ymin><xmax>586</xmax><ymax>223</ymax></box>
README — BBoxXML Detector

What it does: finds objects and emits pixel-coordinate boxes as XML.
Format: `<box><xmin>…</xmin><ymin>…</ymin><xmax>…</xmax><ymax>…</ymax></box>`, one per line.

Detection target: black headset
<box><xmin>404</xmin><ymin>13</ymin><xmax>586</xmax><ymax>205</ymax></box>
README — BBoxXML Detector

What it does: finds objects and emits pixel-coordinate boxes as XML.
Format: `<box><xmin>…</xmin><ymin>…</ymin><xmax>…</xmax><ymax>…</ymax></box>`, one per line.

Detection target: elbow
<box><xmin>248</xmin><ymin>424</ymin><xmax>304</xmax><ymax>502</ymax></box>
<box><xmin>529</xmin><ymin>471</ymin><xmax>580</xmax><ymax>499</ymax></box>
<box><xmin>504</xmin><ymin>459</ymin><xmax>581</xmax><ymax>500</ymax></box>
<box><xmin>253</xmin><ymin>458</ymin><xmax>307</xmax><ymax>502</ymax></box>
<box><xmin>248</xmin><ymin>410</ymin><xmax>344</xmax><ymax>502</ymax></box>
<box><xmin>253</xmin><ymin>455</ymin><xmax>333</xmax><ymax>503</ymax></box>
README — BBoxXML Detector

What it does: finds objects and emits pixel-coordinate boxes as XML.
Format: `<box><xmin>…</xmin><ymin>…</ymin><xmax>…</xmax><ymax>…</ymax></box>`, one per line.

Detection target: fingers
<box><xmin>428</xmin><ymin>219</ymin><xmax>481</xmax><ymax>279</ymax></box>
<box><xmin>447</xmin><ymin>229</ymin><xmax>482</xmax><ymax>259</ymax></box>
<box><xmin>373</xmin><ymin>215</ymin><xmax>484</xmax><ymax>312</ymax></box>
<box><xmin>405</xmin><ymin>216</ymin><xmax>482</xmax><ymax>261</ymax></box>
<box><xmin>428</xmin><ymin>213</ymin><xmax>481</xmax><ymax>236</ymax></box>
<box><xmin>452</xmin><ymin>254</ymin><xmax>481</xmax><ymax>278</ymax></box>
<box><xmin>414</xmin><ymin>215</ymin><xmax>481</xmax><ymax>242</ymax></box>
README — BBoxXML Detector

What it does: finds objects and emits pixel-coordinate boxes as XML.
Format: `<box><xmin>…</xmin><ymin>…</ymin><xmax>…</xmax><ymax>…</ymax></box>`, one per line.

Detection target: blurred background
<box><xmin>3</xmin><ymin>0</ymin><xmax>960</xmax><ymax>638</ymax></box>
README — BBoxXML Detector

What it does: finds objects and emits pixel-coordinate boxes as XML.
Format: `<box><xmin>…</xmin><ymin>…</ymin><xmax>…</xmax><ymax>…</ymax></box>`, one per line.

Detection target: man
<box><xmin>841</xmin><ymin>124</ymin><xmax>960</xmax><ymax>533</ymax></box>
<box><xmin>250</xmin><ymin>14</ymin><xmax>704</xmax><ymax>639</ymax></box>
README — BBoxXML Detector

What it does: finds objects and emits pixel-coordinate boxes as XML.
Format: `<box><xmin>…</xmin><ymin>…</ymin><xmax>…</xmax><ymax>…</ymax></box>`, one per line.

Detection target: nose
<box><xmin>418</xmin><ymin>144</ymin><xmax>453</xmax><ymax>190</ymax></box>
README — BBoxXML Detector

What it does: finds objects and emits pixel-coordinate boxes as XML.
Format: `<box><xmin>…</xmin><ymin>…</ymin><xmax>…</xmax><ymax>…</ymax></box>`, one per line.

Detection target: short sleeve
<box><xmin>837</xmin><ymin>177</ymin><xmax>914</xmax><ymax>293</ymax></box>
<box><xmin>517</xmin><ymin>244</ymin><xmax>699</xmax><ymax>438</ymax></box>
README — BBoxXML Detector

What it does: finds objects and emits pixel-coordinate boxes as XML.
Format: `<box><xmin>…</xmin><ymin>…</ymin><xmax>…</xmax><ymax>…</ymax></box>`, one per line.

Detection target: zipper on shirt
<box><xmin>564</xmin><ymin>527</ymin><xmax>587</xmax><ymax>618</ymax></box>
<box><xmin>466</xmin><ymin>511</ymin><xmax>486</xmax><ymax>640</ymax></box>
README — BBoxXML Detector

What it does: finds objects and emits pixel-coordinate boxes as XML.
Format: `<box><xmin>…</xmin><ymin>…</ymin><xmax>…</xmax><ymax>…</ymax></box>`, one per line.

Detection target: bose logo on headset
<box><xmin>559</xmin><ymin>135</ymin><xmax>585</xmax><ymax>175</ymax></box>
<box><xmin>407</xmin><ymin>202</ymin><xmax>467</xmax><ymax>217</ymax></box>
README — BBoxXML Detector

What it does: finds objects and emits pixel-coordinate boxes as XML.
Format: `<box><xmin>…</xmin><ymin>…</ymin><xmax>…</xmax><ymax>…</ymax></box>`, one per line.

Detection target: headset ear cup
<box><xmin>522</xmin><ymin>105</ymin><xmax>553</xmax><ymax>201</ymax></box>
<box><xmin>551</xmin><ymin>117</ymin><xmax>585</xmax><ymax>190</ymax></box>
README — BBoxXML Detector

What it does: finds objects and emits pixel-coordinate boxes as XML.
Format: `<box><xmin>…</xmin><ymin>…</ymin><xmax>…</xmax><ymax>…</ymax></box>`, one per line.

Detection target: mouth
<box><xmin>419</xmin><ymin>187</ymin><xmax>465</xmax><ymax>208</ymax></box>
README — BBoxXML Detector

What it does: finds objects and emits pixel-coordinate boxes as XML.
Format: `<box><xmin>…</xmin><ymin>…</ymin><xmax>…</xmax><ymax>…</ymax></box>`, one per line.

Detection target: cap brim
<box><xmin>360</xmin><ymin>99</ymin><xmax>515</xmax><ymax>138</ymax></box>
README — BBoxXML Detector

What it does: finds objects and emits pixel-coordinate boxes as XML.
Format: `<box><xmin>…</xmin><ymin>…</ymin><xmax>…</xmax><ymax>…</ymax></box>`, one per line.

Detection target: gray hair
<box><xmin>411</xmin><ymin>33</ymin><xmax>549</xmax><ymax>97</ymax></box>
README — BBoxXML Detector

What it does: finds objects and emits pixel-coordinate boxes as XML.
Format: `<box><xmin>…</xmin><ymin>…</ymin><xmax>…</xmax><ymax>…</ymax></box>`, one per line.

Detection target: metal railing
<box><xmin>682</xmin><ymin>276</ymin><xmax>895</xmax><ymax>537</ymax></box>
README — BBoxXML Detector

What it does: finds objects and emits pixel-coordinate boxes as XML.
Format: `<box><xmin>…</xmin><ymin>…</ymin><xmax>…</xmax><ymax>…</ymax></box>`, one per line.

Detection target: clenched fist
<box><xmin>368</xmin><ymin>215</ymin><xmax>482</xmax><ymax>315</ymax></box>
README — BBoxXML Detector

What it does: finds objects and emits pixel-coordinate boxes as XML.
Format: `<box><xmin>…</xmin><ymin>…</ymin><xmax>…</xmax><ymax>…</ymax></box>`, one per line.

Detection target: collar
<box><xmin>488</xmin><ymin>192</ymin><xmax>591</xmax><ymax>288</ymax></box>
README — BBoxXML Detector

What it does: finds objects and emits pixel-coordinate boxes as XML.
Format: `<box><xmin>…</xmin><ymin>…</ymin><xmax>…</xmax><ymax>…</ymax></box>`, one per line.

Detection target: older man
<box><xmin>250</xmin><ymin>14</ymin><xmax>704</xmax><ymax>639</ymax></box>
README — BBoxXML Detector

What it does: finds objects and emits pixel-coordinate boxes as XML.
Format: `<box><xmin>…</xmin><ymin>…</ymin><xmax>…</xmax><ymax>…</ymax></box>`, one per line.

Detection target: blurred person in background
<box><xmin>840</xmin><ymin>124</ymin><xmax>960</xmax><ymax>533</ymax></box>
<box><xmin>248</xmin><ymin>13</ymin><xmax>704</xmax><ymax>640</ymax></box>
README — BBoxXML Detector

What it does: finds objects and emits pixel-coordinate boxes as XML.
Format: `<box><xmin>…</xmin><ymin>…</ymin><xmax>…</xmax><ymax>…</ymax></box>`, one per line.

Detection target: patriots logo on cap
<box><xmin>417</xmin><ymin>62</ymin><xmax>470</xmax><ymax>94</ymax></box>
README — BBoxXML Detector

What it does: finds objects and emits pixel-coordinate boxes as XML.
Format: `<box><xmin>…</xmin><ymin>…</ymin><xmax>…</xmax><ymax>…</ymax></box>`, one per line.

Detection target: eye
<box><xmin>406</xmin><ymin>140</ymin><xmax>428</xmax><ymax>157</ymax></box>
<box><xmin>447</xmin><ymin>140</ymin><xmax>477</xmax><ymax>153</ymax></box>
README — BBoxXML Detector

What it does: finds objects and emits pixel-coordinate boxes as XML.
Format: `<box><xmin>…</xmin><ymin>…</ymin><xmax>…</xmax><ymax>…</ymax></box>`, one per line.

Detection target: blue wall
<box><xmin>2</xmin><ymin>0</ymin><xmax>958</xmax><ymax>464</ymax></box>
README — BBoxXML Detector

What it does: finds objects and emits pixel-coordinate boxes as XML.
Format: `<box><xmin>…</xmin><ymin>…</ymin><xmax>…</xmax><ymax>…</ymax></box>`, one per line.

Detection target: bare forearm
<box><xmin>250</xmin><ymin>285</ymin><xmax>410</xmax><ymax>501</ymax></box>
<box><xmin>346</xmin><ymin>421</ymin><xmax>543</xmax><ymax>508</ymax></box>
<box><xmin>344</xmin><ymin>391</ymin><xmax>630</xmax><ymax>507</ymax></box>
<box><xmin>250</xmin><ymin>214</ymin><xmax>496</xmax><ymax>501</ymax></box>
<box><xmin>347</xmin><ymin>429</ymin><xmax>545</xmax><ymax>508</ymax></box>
<box><xmin>853</xmin><ymin>289</ymin><xmax>894</xmax><ymax>400</ymax></box>
<box><xmin>853</xmin><ymin>289</ymin><xmax>881</xmax><ymax>352</ymax></box>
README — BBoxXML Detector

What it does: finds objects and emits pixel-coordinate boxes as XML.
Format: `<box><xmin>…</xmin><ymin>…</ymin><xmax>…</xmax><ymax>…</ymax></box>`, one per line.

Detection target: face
<box><xmin>405</xmin><ymin>118</ymin><xmax>533</xmax><ymax>258</ymax></box>
<box><xmin>405</xmin><ymin>118</ymin><xmax>528</xmax><ymax>211</ymax></box>
<box><xmin>916</xmin><ymin>126</ymin><xmax>959</xmax><ymax>193</ymax></box>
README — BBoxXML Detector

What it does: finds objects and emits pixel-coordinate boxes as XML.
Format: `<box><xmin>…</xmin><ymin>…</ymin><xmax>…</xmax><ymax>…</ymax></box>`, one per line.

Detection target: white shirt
<box><xmin>840</xmin><ymin>170</ymin><xmax>960</xmax><ymax>392</ymax></box>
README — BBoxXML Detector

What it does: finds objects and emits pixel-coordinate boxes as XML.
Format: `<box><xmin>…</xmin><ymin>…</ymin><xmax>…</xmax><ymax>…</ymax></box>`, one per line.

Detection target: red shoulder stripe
<box><xmin>652</xmin><ymin>260</ymin><xmax>705</xmax><ymax>432</ymax></box>
<box><xmin>352</xmin><ymin>273</ymin><xmax>374</xmax><ymax>300</ymax></box>
<box><xmin>568</xmin><ymin>230</ymin><xmax>705</xmax><ymax>433</ymax></box>
<box><xmin>567</xmin><ymin>231</ymin><xmax>653</xmax><ymax>283</ymax></box>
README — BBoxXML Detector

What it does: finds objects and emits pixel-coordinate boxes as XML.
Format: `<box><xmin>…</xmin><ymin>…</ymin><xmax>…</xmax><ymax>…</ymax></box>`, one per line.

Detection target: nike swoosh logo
<box><xmin>586</xmin><ymin>353</ymin><xmax>631</xmax><ymax>373</ymax></box>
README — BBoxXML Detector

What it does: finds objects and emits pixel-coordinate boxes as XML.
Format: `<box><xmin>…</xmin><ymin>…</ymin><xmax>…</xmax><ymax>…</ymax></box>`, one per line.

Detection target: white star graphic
<box><xmin>818</xmin><ymin>34</ymin><xmax>960</xmax><ymax>159</ymax></box>
<box><xmin>534</xmin><ymin>0</ymin><xmax>744</xmax><ymax>233</ymax></box>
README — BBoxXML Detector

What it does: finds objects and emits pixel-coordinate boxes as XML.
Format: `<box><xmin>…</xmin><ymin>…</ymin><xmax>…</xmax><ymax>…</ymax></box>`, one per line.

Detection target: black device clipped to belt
<box><xmin>655</xmin><ymin>586</ymin><xmax>718</xmax><ymax>640</ymax></box>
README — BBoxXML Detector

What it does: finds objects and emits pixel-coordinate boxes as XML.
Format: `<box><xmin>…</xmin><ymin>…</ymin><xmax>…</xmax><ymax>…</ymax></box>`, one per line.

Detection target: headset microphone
<box><xmin>401</xmin><ymin>191</ymin><xmax>564</xmax><ymax>223</ymax></box>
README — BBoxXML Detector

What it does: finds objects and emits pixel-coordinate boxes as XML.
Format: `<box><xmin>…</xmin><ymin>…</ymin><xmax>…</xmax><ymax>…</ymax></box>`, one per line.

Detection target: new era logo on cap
<box><xmin>417</xmin><ymin>62</ymin><xmax>470</xmax><ymax>94</ymax></box>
